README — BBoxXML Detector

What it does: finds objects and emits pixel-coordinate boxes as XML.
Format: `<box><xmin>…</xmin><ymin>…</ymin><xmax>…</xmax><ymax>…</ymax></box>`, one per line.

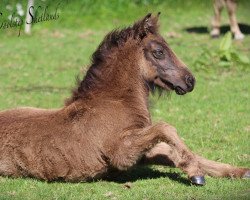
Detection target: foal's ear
<box><xmin>134</xmin><ymin>12</ymin><xmax>160</xmax><ymax>39</ymax></box>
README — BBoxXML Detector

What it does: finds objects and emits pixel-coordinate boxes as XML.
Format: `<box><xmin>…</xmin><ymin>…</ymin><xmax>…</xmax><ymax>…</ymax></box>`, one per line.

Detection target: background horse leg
<box><xmin>211</xmin><ymin>0</ymin><xmax>225</xmax><ymax>38</ymax></box>
<box><xmin>142</xmin><ymin>142</ymin><xmax>250</xmax><ymax>178</ymax></box>
<box><xmin>225</xmin><ymin>0</ymin><xmax>244</xmax><ymax>40</ymax></box>
<box><xmin>107</xmin><ymin>123</ymin><xmax>204</xmax><ymax>185</ymax></box>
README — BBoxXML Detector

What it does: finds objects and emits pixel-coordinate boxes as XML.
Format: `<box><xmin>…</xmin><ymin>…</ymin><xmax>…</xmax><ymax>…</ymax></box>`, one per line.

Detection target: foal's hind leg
<box><xmin>107</xmin><ymin>122</ymin><xmax>205</xmax><ymax>185</ymax></box>
<box><xmin>197</xmin><ymin>155</ymin><xmax>250</xmax><ymax>178</ymax></box>
<box><xmin>143</xmin><ymin>142</ymin><xmax>250</xmax><ymax>178</ymax></box>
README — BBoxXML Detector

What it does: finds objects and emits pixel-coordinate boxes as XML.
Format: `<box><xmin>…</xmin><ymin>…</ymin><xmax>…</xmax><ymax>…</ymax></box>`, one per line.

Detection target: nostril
<box><xmin>185</xmin><ymin>75</ymin><xmax>195</xmax><ymax>89</ymax></box>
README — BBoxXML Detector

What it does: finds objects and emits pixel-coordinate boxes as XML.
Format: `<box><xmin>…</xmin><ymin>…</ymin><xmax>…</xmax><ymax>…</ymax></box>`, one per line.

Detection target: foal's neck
<box><xmin>66</xmin><ymin>43</ymin><xmax>149</xmax><ymax>107</ymax></box>
<box><xmin>89</xmin><ymin>50</ymin><xmax>148</xmax><ymax>101</ymax></box>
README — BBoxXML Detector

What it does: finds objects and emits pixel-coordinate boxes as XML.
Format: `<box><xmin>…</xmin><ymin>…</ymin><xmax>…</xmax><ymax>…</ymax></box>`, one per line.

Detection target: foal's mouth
<box><xmin>155</xmin><ymin>77</ymin><xmax>187</xmax><ymax>95</ymax></box>
<box><xmin>159</xmin><ymin>78</ymin><xmax>174</xmax><ymax>90</ymax></box>
<box><xmin>174</xmin><ymin>86</ymin><xmax>187</xmax><ymax>95</ymax></box>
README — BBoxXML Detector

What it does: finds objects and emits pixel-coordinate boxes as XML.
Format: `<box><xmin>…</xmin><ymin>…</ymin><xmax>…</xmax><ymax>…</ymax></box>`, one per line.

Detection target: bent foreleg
<box><xmin>106</xmin><ymin>123</ymin><xmax>205</xmax><ymax>185</ymax></box>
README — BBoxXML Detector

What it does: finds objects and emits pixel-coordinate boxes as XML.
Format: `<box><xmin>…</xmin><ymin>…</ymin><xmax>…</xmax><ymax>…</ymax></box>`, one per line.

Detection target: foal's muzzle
<box><xmin>174</xmin><ymin>74</ymin><xmax>195</xmax><ymax>95</ymax></box>
<box><xmin>185</xmin><ymin>74</ymin><xmax>195</xmax><ymax>92</ymax></box>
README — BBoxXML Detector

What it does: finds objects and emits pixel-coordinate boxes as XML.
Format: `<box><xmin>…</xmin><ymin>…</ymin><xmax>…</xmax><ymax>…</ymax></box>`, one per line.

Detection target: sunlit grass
<box><xmin>0</xmin><ymin>1</ymin><xmax>250</xmax><ymax>199</ymax></box>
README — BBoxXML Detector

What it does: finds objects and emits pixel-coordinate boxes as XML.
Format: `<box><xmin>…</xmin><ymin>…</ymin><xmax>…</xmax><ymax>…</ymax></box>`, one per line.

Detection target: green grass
<box><xmin>0</xmin><ymin>0</ymin><xmax>250</xmax><ymax>199</ymax></box>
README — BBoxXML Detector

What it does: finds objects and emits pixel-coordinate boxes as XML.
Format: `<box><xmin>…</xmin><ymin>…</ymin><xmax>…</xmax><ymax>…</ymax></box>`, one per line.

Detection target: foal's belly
<box><xmin>0</xmin><ymin>143</ymin><xmax>107</xmax><ymax>182</ymax></box>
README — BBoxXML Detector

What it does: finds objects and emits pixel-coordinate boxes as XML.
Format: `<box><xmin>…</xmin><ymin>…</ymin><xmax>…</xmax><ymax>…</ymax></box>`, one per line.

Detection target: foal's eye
<box><xmin>153</xmin><ymin>49</ymin><xmax>164</xmax><ymax>59</ymax></box>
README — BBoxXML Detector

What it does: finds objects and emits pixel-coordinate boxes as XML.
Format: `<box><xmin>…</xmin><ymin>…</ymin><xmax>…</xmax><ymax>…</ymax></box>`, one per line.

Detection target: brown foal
<box><xmin>0</xmin><ymin>13</ymin><xmax>249</xmax><ymax>186</ymax></box>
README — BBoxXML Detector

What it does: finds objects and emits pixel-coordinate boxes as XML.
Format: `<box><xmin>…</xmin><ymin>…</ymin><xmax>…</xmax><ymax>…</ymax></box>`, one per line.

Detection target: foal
<box><xmin>0</xmin><ymin>14</ymin><xmax>249</xmax><ymax>186</ymax></box>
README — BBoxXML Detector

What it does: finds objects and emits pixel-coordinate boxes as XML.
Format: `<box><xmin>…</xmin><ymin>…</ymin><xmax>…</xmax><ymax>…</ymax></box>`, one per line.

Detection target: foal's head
<box><xmin>67</xmin><ymin>13</ymin><xmax>196</xmax><ymax>105</ymax></box>
<box><xmin>136</xmin><ymin>13</ymin><xmax>195</xmax><ymax>95</ymax></box>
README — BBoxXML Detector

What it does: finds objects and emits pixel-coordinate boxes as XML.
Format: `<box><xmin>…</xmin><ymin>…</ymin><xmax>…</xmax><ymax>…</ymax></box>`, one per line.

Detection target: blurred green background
<box><xmin>0</xmin><ymin>0</ymin><xmax>250</xmax><ymax>199</ymax></box>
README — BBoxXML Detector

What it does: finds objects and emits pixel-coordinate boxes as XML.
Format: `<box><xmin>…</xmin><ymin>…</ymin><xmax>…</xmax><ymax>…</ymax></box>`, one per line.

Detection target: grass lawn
<box><xmin>0</xmin><ymin>0</ymin><xmax>250</xmax><ymax>199</ymax></box>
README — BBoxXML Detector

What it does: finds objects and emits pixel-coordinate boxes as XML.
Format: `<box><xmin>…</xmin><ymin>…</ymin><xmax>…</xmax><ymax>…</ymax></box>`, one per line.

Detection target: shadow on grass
<box><xmin>184</xmin><ymin>23</ymin><xmax>250</xmax><ymax>35</ymax></box>
<box><xmin>5</xmin><ymin>85</ymin><xmax>69</xmax><ymax>93</ymax></box>
<box><xmin>2</xmin><ymin>166</ymin><xmax>190</xmax><ymax>186</ymax></box>
<box><xmin>103</xmin><ymin>166</ymin><xmax>190</xmax><ymax>186</ymax></box>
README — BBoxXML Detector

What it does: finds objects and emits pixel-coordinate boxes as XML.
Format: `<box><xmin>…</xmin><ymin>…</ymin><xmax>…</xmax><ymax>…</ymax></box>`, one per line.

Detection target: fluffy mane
<box><xmin>65</xmin><ymin>13</ymin><xmax>159</xmax><ymax>105</ymax></box>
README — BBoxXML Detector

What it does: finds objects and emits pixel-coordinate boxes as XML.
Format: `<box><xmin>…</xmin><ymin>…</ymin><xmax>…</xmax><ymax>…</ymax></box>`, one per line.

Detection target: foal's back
<box><xmin>0</xmin><ymin>107</ymin><xmax>63</xmax><ymax>139</ymax></box>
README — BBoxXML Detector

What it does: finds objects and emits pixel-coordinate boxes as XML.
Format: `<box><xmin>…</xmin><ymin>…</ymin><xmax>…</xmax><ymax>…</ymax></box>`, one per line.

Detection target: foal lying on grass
<box><xmin>0</xmin><ymin>13</ymin><xmax>249</xmax><ymax>186</ymax></box>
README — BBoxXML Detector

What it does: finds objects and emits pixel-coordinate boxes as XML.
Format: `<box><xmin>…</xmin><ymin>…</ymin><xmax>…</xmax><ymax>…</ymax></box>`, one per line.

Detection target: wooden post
<box><xmin>25</xmin><ymin>0</ymin><xmax>34</xmax><ymax>35</ymax></box>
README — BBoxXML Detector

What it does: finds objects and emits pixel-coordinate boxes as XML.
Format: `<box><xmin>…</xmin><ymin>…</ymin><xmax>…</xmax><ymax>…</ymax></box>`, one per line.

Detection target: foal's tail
<box><xmin>196</xmin><ymin>155</ymin><xmax>250</xmax><ymax>178</ymax></box>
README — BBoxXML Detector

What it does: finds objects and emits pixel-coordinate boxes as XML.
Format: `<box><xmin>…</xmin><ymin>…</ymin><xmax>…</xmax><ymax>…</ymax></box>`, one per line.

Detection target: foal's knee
<box><xmin>155</xmin><ymin>122</ymin><xmax>177</xmax><ymax>134</ymax></box>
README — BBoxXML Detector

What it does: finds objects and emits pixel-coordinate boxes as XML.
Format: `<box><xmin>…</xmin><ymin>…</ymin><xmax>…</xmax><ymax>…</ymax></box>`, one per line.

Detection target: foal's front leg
<box><xmin>143</xmin><ymin>142</ymin><xmax>250</xmax><ymax>179</ymax></box>
<box><xmin>107</xmin><ymin>122</ymin><xmax>205</xmax><ymax>185</ymax></box>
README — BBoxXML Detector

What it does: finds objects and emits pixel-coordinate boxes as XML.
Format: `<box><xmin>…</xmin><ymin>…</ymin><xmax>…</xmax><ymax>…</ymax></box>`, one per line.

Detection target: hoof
<box><xmin>243</xmin><ymin>171</ymin><xmax>250</xmax><ymax>179</ymax></box>
<box><xmin>211</xmin><ymin>34</ymin><xmax>220</xmax><ymax>39</ymax></box>
<box><xmin>210</xmin><ymin>29</ymin><xmax>220</xmax><ymax>39</ymax></box>
<box><xmin>190</xmin><ymin>176</ymin><xmax>206</xmax><ymax>186</ymax></box>
<box><xmin>234</xmin><ymin>33</ymin><xmax>244</xmax><ymax>40</ymax></box>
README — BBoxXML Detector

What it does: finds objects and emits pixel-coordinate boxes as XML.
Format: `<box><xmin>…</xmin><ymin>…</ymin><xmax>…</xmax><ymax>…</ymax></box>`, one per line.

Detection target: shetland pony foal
<box><xmin>0</xmin><ymin>14</ymin><xmax>249</xmax><ymax>186</ymax></box>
